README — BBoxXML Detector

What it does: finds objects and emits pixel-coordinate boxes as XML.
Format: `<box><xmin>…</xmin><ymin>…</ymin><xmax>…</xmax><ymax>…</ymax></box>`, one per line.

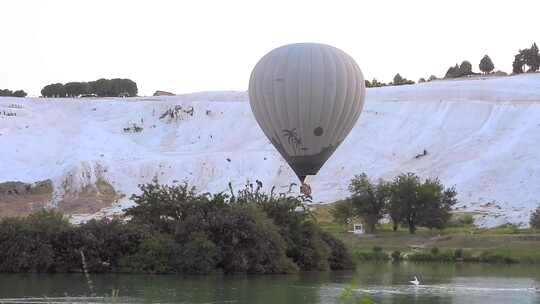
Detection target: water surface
<box><xmin>0</xmin><ymin>263</ymin><xmax>538</xmax><ymax>303</ymax></box>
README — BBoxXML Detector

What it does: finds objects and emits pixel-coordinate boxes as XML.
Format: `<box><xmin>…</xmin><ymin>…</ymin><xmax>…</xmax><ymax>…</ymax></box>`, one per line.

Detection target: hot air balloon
<box><xmin>249</xmin><ymin>43</ymin><xmax>365</xmax><ymax>189</ymax></box>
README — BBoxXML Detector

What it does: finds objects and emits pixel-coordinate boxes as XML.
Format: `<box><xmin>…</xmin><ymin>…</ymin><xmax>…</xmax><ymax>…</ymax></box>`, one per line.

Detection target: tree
<box><xmin>230</xmin><ymin>182</ymin><xmax>353</xmax><ymax>271</ymax></box>
<box><xmin>392</xmin><ymin>73</ymin><xmax>414</xmax><ymax>86</ymax></box>
<box><xmin>41</xmin><ymin>83</ymin><xmax>66</xmax><ymax>97</ymax></box>
<box><xmin>389</xmin><ymin>173</ymin><xmax>456</xmax><ymax>233</ymax></box>
<box><xmin>513</xmin><ymin>52</ymin><xmax>525</xmax><ymax>74</ymax></box>
<box><xmin>347</xmin><ymin>173</ymin><xmax>391</xmax><ymax>233</ymax></box>
<box><xmin>393</xmin><ymin>73</ymin><xmax>404</xmax><ymax>84</ymax></box>
<box><xmin>513</xmin><ymin>43</ymin><xmax>539</xmax><ymax>74</ymax></box>
<box><xmin>365</xmin><ymin>80</ymin><xmax>371</xmax><ymax>88</ymax></box>
<box><xmin>389</xmin><ymin>173</ymin><xmax>420</xmax><ymax>233</ymax></box>
<box><xmin>370</xmin><ymin>78</ymin><xmax>386</xmax><ymax>87</ymax></box>
<box><xmin>416</xmin><ymin>179</ymin><xmax>457</xmax><ymax>230</ymax></box>
<box><xmin>330</xmin><ymin>200</ymin><xmax>355</xmax><ymax>225</ymax></box>
<box><xmin>479</xmin><ymin>55</ymin><xmax>494</xmax><ymax>74</ymax></box>
<box><xmin>126</xmin><ymin>179</ymin><xmax>200</xmax><ymax>234</ymax></box>
<box><xmin>42</xmin><ymin>78</ymin><xmax>138</xmax><ymax>98</ymax></box>
<box><xmin>445</xmin><ymin>61</ymin><xmax>474</xmax><ymax>78</ymax></box>
<box><xmin>524</xmin><ymin>43</ymin><xmax>539</xmax><ymax>72</ymax></box>
<box><xmin>445</xmin><ymin>64</ymin><xmax>461</xmax><ymax>78</ymax></box>
<box><xmin>531</xmin><ymin>205</ymin><xmax>540</xmax><ymax>229</ymax></box>
<box><xmin>459</xmin><ymin>60</ymin><xmax>473</xmax><ymax>76</ymax></box>
<box><xmin>12</xmin><ymin>90</ymin><xmax>27</xmax><ymax>97</ymax></box>
<box><xmin>428</xmin><ymin>75</ymin><xmax>437</xmax><ymax>81</ymax></box>
<box><xmin>364</xmin><ymin>78</ymin><xmax>387</xmax><ymax>88</ymax></box>
<box><xmin>0</xmin><ymin>89</ymin><xmax>12</xmax><ymax>96</ymax></box>
<box><xmin>64</xmin><ymin>82</ymin><xmax>89</xmax><ymax>97</ymax></box>
<box><xmin>418</xmin><ymin>78</ymin><xmax>426</xmax><ymax>83</ymax></box>
<box><xmin>0</xmin><ymin>89</ymin><xmax>27</xmax><ymax>97</ymax></box>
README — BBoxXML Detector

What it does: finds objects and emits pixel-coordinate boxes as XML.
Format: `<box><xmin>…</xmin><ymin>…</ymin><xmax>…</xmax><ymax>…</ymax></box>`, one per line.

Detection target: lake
<box><xmin>0</xmin><ymin>263</ymin><xmax>539</xmax><ymax>303</ymax></box>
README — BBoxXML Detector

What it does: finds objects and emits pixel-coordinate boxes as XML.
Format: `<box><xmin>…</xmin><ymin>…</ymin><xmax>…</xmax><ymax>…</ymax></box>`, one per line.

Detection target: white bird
<box><xmin>410</xmin><ymin>276</ymin><xmax>420</xmax><ymax>286</ymax></box>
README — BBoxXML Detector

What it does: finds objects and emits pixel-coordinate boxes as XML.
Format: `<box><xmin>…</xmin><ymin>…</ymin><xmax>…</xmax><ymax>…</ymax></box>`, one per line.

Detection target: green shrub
<box><xmin>172</xmin><ymin>232</ymin><xmax>219</xmax><ymax>274</ymax></box>
<box><xmin>354</xmin><ymin>247</ymin><xmax>389</xmax><ymax>261</ymax></box>
<box><xmin>408</xmin><ymin>249</ymin><xmax>455</xmax><ymax>262</ymax></box>
<box><xmin>530</xmin><ymin>206</ymin><xmax>540</xmax><ymax>229</ymax></box>
<box><xmin>0</xmin><ymin>210</ymin><xmax>79</xmax><ymax>273</ymax></box>
<box><xmin>0</xmin><ymin>181</ymin><xmax>354</xmax><ymax>275</ymax></box>
<box><xmin>391</xmin><ymin>250</ymin><xmax>401</xmax><ymax>261</ymax></box>
<box><xmin>479</xmin><ymin>251</ymin><xmax>517</xmax><ymax>264</ymax></box>
<box><xmin>460</xmin><ymin>214</ymin><xmax>475</xmax><ymax>225</ymax></box>
<box><xmin>120</xmin><ymin>234</ymin><xmax>176</xmax><ymax>274</ymax></box>
<box><xmin>320</xmin><ymin>231</ymin><xmax>355</xmax><ymax>270</ymax></box>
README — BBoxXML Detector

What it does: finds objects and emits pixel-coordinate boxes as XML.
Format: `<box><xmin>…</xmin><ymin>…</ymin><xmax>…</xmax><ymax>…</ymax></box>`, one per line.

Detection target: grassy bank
<box><xmin>312</xmin><ymin>204</ymin><xmax>540</xmax><ymax>264</ymax></box>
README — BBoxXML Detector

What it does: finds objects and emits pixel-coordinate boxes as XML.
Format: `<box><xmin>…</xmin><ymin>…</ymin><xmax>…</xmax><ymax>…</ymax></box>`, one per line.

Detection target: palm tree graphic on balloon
<box><xmin>282</xmin><ymin>128</ymin><xmax>304</xmax><ymax>155</ymax></box>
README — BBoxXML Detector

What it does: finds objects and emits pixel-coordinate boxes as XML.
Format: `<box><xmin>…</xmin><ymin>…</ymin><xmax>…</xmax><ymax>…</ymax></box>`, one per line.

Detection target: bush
<box><xmin>391</xmin><ymin>250</ymin><xmax>401</xmax><ymax>261</ymax></box>
<box><xmin>0</xmin><ymin>181</ymin><xmax>353</xmax><ymax>274</ymax></box>
<box><xmin>448</xmin><ymin>214</ymin><xmax>475</xmax><ymax>228</ymax></box>
<box><xmin>0</xmin><ymin>210</ymin><xmax>76</xmax><ymax>273</ymax></box>
<box><xmin>479</xmin><ymin>251</ymin><xmax>517</xmax><ymax>264</ymax></box>
<box><xmin>460</xmin><ymin>214</ymin><xmax>475</xmax><ymax>226</ymax></box>
<box><xmin>120</xmin><ymin>234</ymin><xmax>176</xmax><ymax>274</ymax></box>
<box><xmin>41</xmin><ymin>78</ymin><xmax>137</xmax><ymax>98</ymax></box>
<box><xmin>0</xmin><ymin>89</ymin><xmax>27</xmax><ymax>97</ymax></box>
<box><xmin>79</xmin><ymin>218</ymin><xmax>144</xmax><ymax>272</ymax></box>
<box><xmin>353</xmin><ymin>247</ymin><xmax>389</xmax><ymax>261</ymax></box>
<box><xmin>320</xmin><ymin>231</ymin><xmax>355</xmax><ymax>270</ymax></box>
<box><xmin>445</xmin><ymin>61</ymin><xmax>475</xmax><ymax>78</ymax></box>
<box><xmin>391</xmin><ymin>73</ymin><xmax>414</xmax><ymax>86</ymax></box>
<box><xmin>530</xmin><ymin>206</ymin><xmax>540</xmax><ymax>229</ymax></box>
<box><xmin>454</xmin><ymin>248</ymin><xmax>464</xmax><ymax>260</ymax></box>
<box><xmin>173</xmin><ymin>232</ymin><xmax>219</xmax><ymax>274</ymax></box>
<box><xmin>408</xmin><ymin>248</ymin><xmax>455</xmax><ymax>262</ymax></box>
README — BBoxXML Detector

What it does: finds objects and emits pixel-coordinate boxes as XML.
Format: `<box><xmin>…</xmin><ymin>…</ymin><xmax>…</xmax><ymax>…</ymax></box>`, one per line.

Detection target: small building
<box><xmin>348</xmin><ymin>223</ymin><xmax>365</xmax><ymax>235</ymax></box>
<box><xmin>153</xmin><ymin>90</ymin><xmax>175</xmax><ymax>96</ymax></box>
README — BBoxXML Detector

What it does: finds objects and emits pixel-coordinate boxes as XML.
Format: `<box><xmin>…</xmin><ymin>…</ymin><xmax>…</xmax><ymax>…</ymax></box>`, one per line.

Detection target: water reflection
<box><xmin>0</xmin><ymin>263</ymin><xmax>538</xmax><ymax>304</ymax></box>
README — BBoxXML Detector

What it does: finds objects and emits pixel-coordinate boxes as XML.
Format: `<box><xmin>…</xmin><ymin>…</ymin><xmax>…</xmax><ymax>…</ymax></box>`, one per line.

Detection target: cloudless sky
<box><xmin>1</xmin><ymin>0</ymin><xmax>539</xmax><ymax>96</ymax></box>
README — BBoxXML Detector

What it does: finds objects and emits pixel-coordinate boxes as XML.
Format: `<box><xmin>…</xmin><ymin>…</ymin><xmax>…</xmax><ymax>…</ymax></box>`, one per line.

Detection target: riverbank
<box><xmin>313</xmin><ymin>205</ymin><xmax>540</xmax><ymax>264</ymax></box>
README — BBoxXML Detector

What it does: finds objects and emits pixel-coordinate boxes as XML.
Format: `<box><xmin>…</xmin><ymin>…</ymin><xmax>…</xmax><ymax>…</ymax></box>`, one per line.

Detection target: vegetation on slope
<box><xmin>0</xmin><ymin>180</ymin><xmax>353</xmax><ymax>274</ymax></box>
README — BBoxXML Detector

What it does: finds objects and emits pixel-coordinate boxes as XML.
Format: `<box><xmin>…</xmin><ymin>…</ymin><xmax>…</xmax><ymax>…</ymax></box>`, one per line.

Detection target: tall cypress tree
<box><xmin>479</xmin><ymin>55</ymin><xmax>494</xmax><ymax>74</ymax></box>
<box><xmin>525</xmin><ymin>43</ymin><xmax>539</xmax><ymax>72</ymax></box>
<box><xmin>512</xmin><ymin>52</ymin><xmax>525</xmax><ymax>74</ymax></box>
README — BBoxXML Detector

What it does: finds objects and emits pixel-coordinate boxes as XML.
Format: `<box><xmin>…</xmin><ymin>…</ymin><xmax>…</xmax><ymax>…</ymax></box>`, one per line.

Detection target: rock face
<box><xmin>0</xmin><ymin>178</ymin><xmax>121</xmax><ymax>218</ymax></box>
<box><xmin>0</xmin><ymin>180</ymin><xmax>53</xmax><ymax>217</ymax></box>
<box><xmin>1</xmin><ymin>74</ymin><xmax>540</xmax><ymax>226</ymax></box>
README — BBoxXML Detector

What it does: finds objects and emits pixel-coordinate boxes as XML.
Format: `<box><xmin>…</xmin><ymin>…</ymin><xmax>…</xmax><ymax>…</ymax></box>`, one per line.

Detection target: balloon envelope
<box><xmin>249</xmin><ymin>43</ymin><xmax>365</xmax><ymax>181</ymax></box>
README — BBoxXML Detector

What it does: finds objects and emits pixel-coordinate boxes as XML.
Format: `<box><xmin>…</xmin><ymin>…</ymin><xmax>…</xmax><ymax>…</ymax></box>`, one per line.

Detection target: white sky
<box><xmin>1</xmin><ymin>0</ymin><xmax>539</xmax><ymax>96</ymax></box>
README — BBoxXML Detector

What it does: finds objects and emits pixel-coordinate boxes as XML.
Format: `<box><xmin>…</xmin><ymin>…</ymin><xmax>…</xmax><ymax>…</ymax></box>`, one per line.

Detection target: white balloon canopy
<box><xmin>249</xmin><ymin>43</ymin><xmax>365</xmax><ymax>182</ymax></box>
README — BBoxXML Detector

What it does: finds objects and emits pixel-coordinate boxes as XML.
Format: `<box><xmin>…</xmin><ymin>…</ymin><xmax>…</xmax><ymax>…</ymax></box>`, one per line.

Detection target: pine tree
<box><xmin>525</xmin><ymin>43</ymin><xmax>539</xmax><ymax>72</ymax></box>
<box><xmin>445</xmin><ymin>64</ymin><xmax>460</xmax><ymax>78</ymax></box>
<box><xmin>512</xmin><ymin>52</ymin><xmax>525</xmax><ymax>74</ymax></box>
<box><xmin>479</xmin><ymin>55</ymin><xmax>494</xmax><ymax>74</ymax></box>
<box><xmin>393</xmin><ymin>73</ymin><xmax>404</xmax><ymax>85</ymax></box>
